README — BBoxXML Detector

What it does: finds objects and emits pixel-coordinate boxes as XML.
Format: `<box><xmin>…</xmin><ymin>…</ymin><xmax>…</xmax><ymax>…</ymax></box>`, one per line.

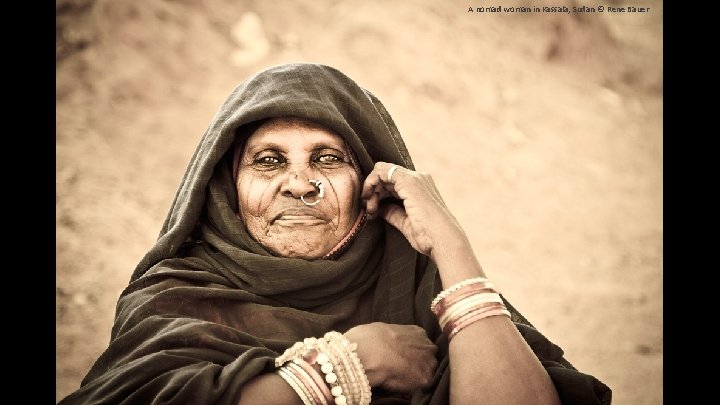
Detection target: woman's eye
<box><xmin>317</xmin><ymin>155</ymin><xmax>341</xmax><ymax>163</ymax></box>
<box><xmin>253</xmin><ymin>155</ymin><xmax>285</xmax><ymax>167</ymax></box>
<box><xmin>314</xmin><ymin>154</ymin><xmax>346</xmax><ymax>168</ymax></box>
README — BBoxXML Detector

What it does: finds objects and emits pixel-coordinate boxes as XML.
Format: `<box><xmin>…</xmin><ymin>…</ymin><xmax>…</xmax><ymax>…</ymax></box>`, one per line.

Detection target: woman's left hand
<box><xmin>361</xmin><ymin>162</ymin><xmax>467</xmax><ymax>262</ymax></box>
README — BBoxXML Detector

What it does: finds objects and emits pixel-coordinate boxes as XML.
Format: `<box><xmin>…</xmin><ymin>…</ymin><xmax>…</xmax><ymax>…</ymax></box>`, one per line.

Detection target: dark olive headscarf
<box><xmin>59</xmin><ymin>63</ymin><xmax>611</xmax><ymax>405</ymax></box>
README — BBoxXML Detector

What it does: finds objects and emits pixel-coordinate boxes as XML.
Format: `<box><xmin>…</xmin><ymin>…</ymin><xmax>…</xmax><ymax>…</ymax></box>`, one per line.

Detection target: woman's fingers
<box><xmin>378</xmin><ymin>203</ymin><xmax>408</xmax><ymax>232</ymax></box>
<box><xmin>362</xmin><ymin>162</ymin><xmax>405</xmax><ymax>214</ymax></box>
<box><xmin>361</xmin><ymin>161</ymin><xmax>466</xmax><ymax>260</ymax></box>
<box><xmin>365</xmin><ymin>186</ymin><xmax>395</xmax><ymax>216</ymax></box>
<box><xmin>365</xmin><ymin>192</ymin><xmax>380</xmax><ymax>215</ymax></box>
<box><xmin>361</xmin><ymin>162</ymin><xmax>404</xmax><ymax>198</ymax></box>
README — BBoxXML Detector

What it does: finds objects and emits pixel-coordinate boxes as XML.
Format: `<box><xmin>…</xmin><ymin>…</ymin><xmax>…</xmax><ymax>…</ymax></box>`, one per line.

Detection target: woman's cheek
<box><xmin>237</xmin><ymin>174</ymin><xmax>267</xmax><ymax>217</ymax></box>
<box><xmin>331</xmin><ymin>171</ymin><xmax>362</xmax><ymax>219</ymax></box>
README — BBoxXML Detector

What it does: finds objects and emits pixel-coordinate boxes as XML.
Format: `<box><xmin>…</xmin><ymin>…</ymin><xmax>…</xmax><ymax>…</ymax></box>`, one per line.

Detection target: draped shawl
<box><xmin>59</xmin><ymin>63</ymin><xmax>611</xmax><ymax>404</ymax></box>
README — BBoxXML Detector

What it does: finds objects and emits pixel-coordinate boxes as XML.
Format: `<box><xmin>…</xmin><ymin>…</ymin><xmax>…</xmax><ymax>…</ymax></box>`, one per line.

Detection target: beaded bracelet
<box><xmin>275</xmin><ymin>332</ymin><xmax>371</xmax><ymax>405</ymax></box>
<box><xmin>314</xmin><ymin>349</ymin><xmax>347</xmax><ymax>405</ymax></box>
<box><xmin>321</xmin><ymin>332</ymin><xmax>372</xmax><ymax>404</ymax></box>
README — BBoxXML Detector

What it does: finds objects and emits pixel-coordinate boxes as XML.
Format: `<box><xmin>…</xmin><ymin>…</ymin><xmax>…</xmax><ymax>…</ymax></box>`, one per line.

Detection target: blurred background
<box><xmin>56</xmin><ymin>0</ymin><xmax>662</xmax><ymax>403</ymax></box>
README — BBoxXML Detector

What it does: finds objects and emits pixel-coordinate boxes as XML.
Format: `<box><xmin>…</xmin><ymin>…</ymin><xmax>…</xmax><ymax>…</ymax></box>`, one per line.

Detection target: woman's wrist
<box><xmin>342</xmin><ymin>326</ymin><xmax>385</xmax><ymax>388</ymax></box>
<box><xmin>430</xmin><ymin>233</ymin><xmax>487</xmax><ymax>286</ymax></box>
<box><xmin>275</xmin><ymin>332</ymin><xmax>372</xmax><ymax>405</ymax></box>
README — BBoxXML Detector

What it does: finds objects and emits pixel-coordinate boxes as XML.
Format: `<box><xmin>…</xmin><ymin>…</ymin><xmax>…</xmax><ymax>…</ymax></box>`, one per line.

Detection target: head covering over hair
<box><xmin>59</xmin><ymin>63</ymin><xmax>611</xmax><ymax>405</ymax></box>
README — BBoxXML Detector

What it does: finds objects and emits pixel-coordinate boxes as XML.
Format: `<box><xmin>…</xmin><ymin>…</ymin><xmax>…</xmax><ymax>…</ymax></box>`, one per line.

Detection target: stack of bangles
<box><xmin>274</xmin><ymin>331</ymin><xmax>371</xmax><ymax>405</ymax></box>
<box><xmin>430</xmin><ymin>276</ymin><xmax>511</xmax><ymax>341</ymax></box>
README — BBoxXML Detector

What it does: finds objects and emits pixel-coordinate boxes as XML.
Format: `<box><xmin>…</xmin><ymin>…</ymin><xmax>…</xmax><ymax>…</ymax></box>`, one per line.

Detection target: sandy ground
<box><xmin>56</xmin><ymin>0</ymin><xmax>663</xmax><ymax>403</ymax></box>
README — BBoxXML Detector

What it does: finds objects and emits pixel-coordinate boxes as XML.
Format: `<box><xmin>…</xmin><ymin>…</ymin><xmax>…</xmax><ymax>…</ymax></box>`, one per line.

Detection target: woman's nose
<box><xmin>281</xmin><ymin>171</ymin><xmax>319</xmax><ymax>199</ymax></box>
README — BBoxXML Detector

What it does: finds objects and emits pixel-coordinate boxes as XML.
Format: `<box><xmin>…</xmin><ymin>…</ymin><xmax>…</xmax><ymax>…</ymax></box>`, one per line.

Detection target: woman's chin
<box><xmin>260</xmin><ymin>229</ymin><xmax>340</xmax><ymax>260</ymax></box>
<box><xmin>268</xmin><ymin>245</ymin><xmax>328</xmax><ymax>260</ymax></box>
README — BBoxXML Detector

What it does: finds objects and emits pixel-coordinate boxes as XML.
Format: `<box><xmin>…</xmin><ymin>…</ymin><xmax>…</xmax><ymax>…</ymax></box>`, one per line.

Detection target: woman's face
<box><xmin>235</xmin><ymin>117</ymin><xmax>362</xmax><ymax>259</ymax></box>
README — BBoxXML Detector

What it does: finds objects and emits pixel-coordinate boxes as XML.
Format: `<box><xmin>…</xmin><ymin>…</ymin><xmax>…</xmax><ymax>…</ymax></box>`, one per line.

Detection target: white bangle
<box><xmin>430</xmin><ymin>276</ymin><xmax>492</xmax><ymax>312</ymax></box>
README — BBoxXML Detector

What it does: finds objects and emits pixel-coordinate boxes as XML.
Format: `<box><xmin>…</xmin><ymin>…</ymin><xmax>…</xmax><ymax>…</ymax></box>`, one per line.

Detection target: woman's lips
<box><xmin>274</xmin><ymin>215</ymin><xmax>327</xmax><ymax>226</ymax></box>
<box><xmin>273</xmin><ymin>208</ymin><xmax>328</xmax><ymax>226</ymax></box>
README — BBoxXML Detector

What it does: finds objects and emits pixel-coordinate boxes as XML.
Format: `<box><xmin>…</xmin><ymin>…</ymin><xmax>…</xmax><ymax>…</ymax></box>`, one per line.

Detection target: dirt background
<box><xmin>56</xmin><ymin>0</ymin><xmax>662</xmax><ymax>403</ymax></box>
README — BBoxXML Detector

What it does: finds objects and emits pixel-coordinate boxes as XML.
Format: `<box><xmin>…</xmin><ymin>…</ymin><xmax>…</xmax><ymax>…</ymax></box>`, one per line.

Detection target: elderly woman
<box><xmin>59</xmin><ymin>63</ymin><xmax>611</xmax><ymax>404</ymax></box>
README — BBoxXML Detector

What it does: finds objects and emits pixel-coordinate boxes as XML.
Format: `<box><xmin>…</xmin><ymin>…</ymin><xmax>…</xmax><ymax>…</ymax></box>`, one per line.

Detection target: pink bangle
<box><xmin>432</xmin><ymin>284</ymin><xmax>496</xmax><ymax>316</ymax></box>
<box><xmin>293</xmin><ymin>358</ymin><xmax>333</xmax><ymax>404</ymax></box>
<box><xmin>447</xmin><ymin>308</ymin><xmax>511</xmax><ymax>341</ymax></box>
<box><xmin>438</xmin><ymin>293</ymin><xmax>504</xmax><ymax>329</ymax></box>
<box><xmin>303</xmin><ymin>348</ymin><xmax>346</xmax><ymax>405</ymax></box>
<box><xmin>430</xmin><ymin>277</ymin><xmax>493</xmax><ymax>312</ymax></box>
<box><xmin>276</xmin><ymin>366</ymin><xmax>314</xmax><ymax>405</ymax></box>
<box><xmin>286</xmin><ymin>362</ymin><xmax>327</xmax><ymax>405</ymax></box>
<box><xmin>441</xmin><ymin>301</ymin><xmax>506</xmax><ymax>336</ymax></box>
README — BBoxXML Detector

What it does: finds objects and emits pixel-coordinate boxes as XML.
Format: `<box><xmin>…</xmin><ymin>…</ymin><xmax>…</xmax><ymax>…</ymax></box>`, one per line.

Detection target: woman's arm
<box><xmin>362</xmin><ymin>161</ymin><xmax>561</xmax><ymax>405</ymax></box>
<box><xmin>238</xmin><ymin>323</ymin><xmax>438</xmax><ymax>404</ymax></box>
<box><xmin>236</xmin><ymin>373</ymin><xmax>302</xmax><ymax>405</ymax></box>
<box><xmin>434</xmin><ymin>235</ymin><xmax>560</xmax><ymax>405</ymax></box>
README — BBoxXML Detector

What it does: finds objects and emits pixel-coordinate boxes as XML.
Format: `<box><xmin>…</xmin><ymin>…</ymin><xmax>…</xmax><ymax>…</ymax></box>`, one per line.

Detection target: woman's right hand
<box><xmin>360</xmin><ymin>162</ymin><xmax>470</xmax><ymax>265</ymax></box>
<box><xmin>343</xmin><ymin>322</ymin><xmax>438</xmax><ymax>393</ymax></box>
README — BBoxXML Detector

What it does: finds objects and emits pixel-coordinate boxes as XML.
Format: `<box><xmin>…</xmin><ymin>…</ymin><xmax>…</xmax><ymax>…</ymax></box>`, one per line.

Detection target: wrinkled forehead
<box><xmin>255</xmin><ymin>116</ymin><xmax>332</xmax><ymax>132</ymax></box>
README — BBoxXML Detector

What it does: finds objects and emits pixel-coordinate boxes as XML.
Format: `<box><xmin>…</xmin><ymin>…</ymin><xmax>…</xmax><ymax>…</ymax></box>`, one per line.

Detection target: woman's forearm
<box><xmin>433</xmin><ymin>239</ymin><xmax>561</xmax><ymax>405</ymax></box>
<box><xmin>236</xmin><ymin>373</ymin><xmax>303</xmax><ymax>405</ymax></box>
<box><xmin>448</xmin><ymin>317</ymin><xmax>560</xmax><ymax>405</ymax></box>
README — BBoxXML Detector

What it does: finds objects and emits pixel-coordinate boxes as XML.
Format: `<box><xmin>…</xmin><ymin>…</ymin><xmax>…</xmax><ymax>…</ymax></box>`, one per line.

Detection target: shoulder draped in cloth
<box><xmin>59</xmin><ymin>63</ymin><xmax>611</xmax><ymax>404</ymax></box>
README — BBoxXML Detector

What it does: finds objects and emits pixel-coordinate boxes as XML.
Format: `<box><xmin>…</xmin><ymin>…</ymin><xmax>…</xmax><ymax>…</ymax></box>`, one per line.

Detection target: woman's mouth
<box><xmin>273</xmin><ymin>209</ymin><xmax>328</xmax><ymax>226</ymax></box>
